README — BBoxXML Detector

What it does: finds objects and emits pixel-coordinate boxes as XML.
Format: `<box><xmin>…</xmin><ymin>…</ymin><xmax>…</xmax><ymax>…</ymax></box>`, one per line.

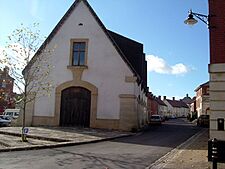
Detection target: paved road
<box><xmin>0</xmin><ymin>119</ymin><xmax>201</xmax><ymax>169</ymax></box>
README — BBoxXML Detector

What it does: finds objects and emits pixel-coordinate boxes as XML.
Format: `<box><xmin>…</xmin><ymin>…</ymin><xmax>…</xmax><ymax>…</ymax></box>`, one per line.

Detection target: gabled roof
<box><xmin>181</xmin><ymin>94</ymin><xmax>193</xmax><ymax>105</ymax></box>
<box><xmin>24</xmin><ymin>0</ymin><xmax>147</xmax><ymax>90</ymax></box>
<box><xmin>166</xmin><ymin>99</ymin><xmax>189</xmax><ymax>108</ymax></box>
<box><xmin>194</xmin><ymin>81</ymin><xmax>209</xmax><ymax>92</ymax></box>
<box><xmin>155</xmin><ymin>97</ymin><xmax>167</xmax><ymax>106</ymax></box>
<box><xmin>107</xmin><ymin>30</ymin><xmax>146</xmax><ymax>84</ymax></box>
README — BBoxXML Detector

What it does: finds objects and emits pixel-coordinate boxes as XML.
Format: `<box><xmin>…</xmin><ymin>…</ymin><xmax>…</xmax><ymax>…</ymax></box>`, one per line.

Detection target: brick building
<box><xmin>147</xmin><ymin>93</ymin><xmax>158</xmax><ymax>117</ymax></box>
<box><xmin>194</xmin><ymin>81</ymin><xmax>209</xmax><ymax>117</ymax></box>
<box><xmin>0</xmin><ymin>66</ymin><xmax>15</xmax><ymax>113</ymax></box>
<box><xmin>208</xmin><ymin>0</ymin><xmax>225</xmax><ymax>140</ymax></box>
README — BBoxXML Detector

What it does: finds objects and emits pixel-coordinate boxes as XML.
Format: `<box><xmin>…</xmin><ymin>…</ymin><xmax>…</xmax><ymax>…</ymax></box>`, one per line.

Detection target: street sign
<box><xmin>23</xmin><ymin>127</ymin><xmax>29</xmax><ymax>135</ymax></box>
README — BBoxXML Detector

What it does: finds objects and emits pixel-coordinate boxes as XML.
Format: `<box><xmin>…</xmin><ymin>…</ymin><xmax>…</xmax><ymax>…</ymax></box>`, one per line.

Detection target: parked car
<box><xmin>3</xmin><ymin>109</ymin><xmax>20</xmax><ymax>119</ymax></box>
<box><xmin>0</xmin><ymin>115</ymin><xmax>11</xmax><ymax>127</ymax></box>
<box><xmin>197</xmin><ymin>115</ymin><xmax>209</xmax><ymax>127</ymax></box>
<box><xmin>170</xmin><ymin>115</ymin><xmax>177</xmax><ymax>119</ymax></box>
<box><xmin>149</xmin><ymin>115</ymin><xmax>162</xmax><ymax>125</ymax></box>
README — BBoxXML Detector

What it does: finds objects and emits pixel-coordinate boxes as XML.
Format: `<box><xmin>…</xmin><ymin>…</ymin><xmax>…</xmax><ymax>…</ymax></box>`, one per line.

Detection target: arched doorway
<box><xmin>60</xmin><ymin>87</ymin><xmax>91</xmax><ymax>127</ymax></box>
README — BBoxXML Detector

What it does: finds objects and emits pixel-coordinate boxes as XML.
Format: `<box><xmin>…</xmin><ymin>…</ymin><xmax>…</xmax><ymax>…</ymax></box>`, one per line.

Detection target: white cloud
<box><xmin>171</xmin><ymin>63</ymin><xmax>188</xmax><ymax>74</ymax></box>
<box><xmin>146</xmin><ymin>54</ymin><xmax>189</xmax><ymax>75</ymax></box>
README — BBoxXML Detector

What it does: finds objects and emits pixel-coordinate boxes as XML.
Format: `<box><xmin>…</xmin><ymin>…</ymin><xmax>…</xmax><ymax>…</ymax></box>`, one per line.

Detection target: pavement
<box><xmin>0</xmin><ymin>127</ymin><xmax>133</xmax><ymax>152</ymax></box>
<box><xmin>0</xmin><ymin>125</ymin><xmax>225</xmax><ymax>169</ymax></box>
<box><xmin>148</xmin><ymin>128</ymin><xmax>225</xmax><ymax>169</ymax></box>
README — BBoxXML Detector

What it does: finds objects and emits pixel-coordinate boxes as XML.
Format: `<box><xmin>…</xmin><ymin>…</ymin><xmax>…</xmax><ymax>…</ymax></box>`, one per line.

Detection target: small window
<box><xmin>2</xmin><ymin>81</ymin><xmax>6</xmax><ymax>88</ymax></box>
<box><xmin>72</xmin><ymin>42</ymin><xmax>86</xmax><ymax>66</ymax></box>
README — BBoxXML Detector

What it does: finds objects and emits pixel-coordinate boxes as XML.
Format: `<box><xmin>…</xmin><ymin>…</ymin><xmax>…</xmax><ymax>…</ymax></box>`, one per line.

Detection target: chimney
<box><xmin>158</xmin><ymin>96</ymin><xmax>161</xmax><ymax>100</ymax></box>
<box><xmin>163</xmin><ymin>96</ymin><xmax>166</xmax><ymax>100</ymax></box>
<box><xmin>186</xmin><ymin>94</ymin><xmax>189</xmax><ymax>97</ymax></box>
<box><xmin>173</xmin><ymin>97</ymin><xmax>175</xmax><ymax>100</ymax></box>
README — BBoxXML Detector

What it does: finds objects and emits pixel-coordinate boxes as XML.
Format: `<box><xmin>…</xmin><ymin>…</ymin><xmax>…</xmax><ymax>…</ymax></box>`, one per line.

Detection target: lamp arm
<box><xmin>192</xmin><ymin>12</ymin><xmax>208</xmax><ymax>25</ymax></box>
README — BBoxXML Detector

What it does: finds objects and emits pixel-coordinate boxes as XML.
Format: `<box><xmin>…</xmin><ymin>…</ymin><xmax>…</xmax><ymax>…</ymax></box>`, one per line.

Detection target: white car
<box><xmin>149</xmin><ymin>115</ymin><xmax>162</xmax><ymax>125</ymax></box>
<box><xmin>3</xmin><ymin>109</ymin><xmax>20</xmax><ymax>119</ymax></box>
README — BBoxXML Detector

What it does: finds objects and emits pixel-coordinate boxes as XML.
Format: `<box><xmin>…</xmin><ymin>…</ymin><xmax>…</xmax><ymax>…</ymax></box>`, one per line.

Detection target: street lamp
<box><xmin>184</xmin><ymin>8</ymin><xmax>219</xmax><ymax>169</ymax></box>
<box><xmin>184</xmin><ymin>9</ymin><xmax>208</xmax><ymax>26</ymax></box>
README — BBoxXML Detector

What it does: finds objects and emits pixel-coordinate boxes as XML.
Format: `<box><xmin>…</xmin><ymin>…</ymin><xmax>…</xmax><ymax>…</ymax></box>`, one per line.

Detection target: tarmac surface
<box><xmin>0</xmin><ymin>125</ymin><xmax>225</xmax><ymax>168</ymax></box>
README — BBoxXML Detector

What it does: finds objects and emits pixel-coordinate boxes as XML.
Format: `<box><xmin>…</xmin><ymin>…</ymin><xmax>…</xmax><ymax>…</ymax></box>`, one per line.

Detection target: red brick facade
<box><xmin>147</xmin><ymin>93</ymin><xmax>158</xmax><ymax>117</ymax></box>
<box><xmin>0</xmin><ymin>67</ymin><xmax>15</xmax><ymax>112</ymax></box>
<box><xmin>209</xmin><ymin>0</ymin><xmax>225</xmax><ymax>63</ymax></box>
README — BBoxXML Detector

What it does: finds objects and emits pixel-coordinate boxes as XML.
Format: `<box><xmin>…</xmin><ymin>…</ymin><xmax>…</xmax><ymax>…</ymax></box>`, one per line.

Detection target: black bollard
<box><xmin>211</xmin><ymin>138</ymin><xmax>218</xmax><ymax>169</ymax></box>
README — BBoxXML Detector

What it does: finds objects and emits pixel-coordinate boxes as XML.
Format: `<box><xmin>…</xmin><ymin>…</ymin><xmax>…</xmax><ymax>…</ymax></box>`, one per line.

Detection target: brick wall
<box><xmin>209</xmin><ymin>0</ymin><xmax>225</xmax><ymax>63</ymax></box>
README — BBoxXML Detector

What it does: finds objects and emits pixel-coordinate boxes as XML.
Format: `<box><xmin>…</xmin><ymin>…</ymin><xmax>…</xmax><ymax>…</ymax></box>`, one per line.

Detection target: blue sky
<box><xmin>0</xmin><ymin>0</ymin><xmax>209</xmax><ymax>99</ymax></box>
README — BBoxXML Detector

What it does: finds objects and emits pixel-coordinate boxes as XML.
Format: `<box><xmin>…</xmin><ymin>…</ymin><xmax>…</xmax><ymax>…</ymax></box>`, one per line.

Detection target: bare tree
<box><xmin>1</xmin><ymin>23</ymin><xmax>54</xmax><ymax>141</ymax></box>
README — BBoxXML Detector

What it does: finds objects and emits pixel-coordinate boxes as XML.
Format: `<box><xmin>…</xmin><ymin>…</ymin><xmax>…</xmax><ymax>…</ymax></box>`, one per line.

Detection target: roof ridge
<box><xmin>166</xmin><ymin>99</ymin><xmax>188</xmax><ymax>108</ymax></box>
<box><xmin>24</xmin><ymin>0</ymin><xmax>141</xmax><ymax>81</ymax></box>
<box><xmin>107</xmin><ymin>30</ymin><xmax>143</xmax><ymax>46</ymax></box>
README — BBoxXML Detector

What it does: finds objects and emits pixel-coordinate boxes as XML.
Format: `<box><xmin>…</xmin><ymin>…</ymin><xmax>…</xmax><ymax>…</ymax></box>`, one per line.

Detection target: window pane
<box><xmin>72</xmin><ymin>41</ymin><xmax>86</xmax><ymax>66</ymax></box>
<box><xmin>73</xmin><ymin>43</ymin><xmax>80</xmax><ymax>51</ymax></box>
<box><xmin>79</xmin><ymin>42</ymin><xmax>85</xmax><ymax>50</ymax></box>
<box><xmin>79</xmin><ymin>52</ymin><xmax>85</xmax><ymax>65</ymax></box>
<box><xmin>73</xmin><ymin>52</ymin><xmax>79</xmax><ymax>65</ymax></box>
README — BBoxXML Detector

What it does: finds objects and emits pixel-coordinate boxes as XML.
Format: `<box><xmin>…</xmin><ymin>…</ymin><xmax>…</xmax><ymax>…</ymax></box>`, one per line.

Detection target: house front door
<box><xmin>60</xmin><ymin>87</ymin><xmax>91</xmax><ymax>127</ymax></box>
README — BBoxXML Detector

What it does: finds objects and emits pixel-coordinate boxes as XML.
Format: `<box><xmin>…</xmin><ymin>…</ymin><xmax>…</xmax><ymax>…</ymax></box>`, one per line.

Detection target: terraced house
<box><xmin>163</xmin><ymin>96</ymin><xmax>189</xmax><ymax>118</ymax></box>
<box><xmin>25</xmin><ymin>0</ymin><xmax>148</xmax><ymax>131</ymax></box>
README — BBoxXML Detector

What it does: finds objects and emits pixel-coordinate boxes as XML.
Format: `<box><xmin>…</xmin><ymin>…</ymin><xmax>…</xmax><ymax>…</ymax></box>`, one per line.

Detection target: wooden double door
<box><xmin>60</xmin><ymin>87</ymin><xmax>91</xmax><ymax>127</ymax></box>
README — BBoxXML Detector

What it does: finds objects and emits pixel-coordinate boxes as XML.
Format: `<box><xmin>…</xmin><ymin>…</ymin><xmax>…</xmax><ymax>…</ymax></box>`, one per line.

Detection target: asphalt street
<box><xmin>0</xmin><ymin>119</ymin><xmax>201</xmax><ymax>169</ymax></box>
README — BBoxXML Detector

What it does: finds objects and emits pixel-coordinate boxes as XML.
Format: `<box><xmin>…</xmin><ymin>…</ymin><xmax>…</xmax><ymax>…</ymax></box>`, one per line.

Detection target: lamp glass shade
<box><xmin>184</xmin><ymin>14</ymin><xmax>198</xmax><ymax>25</ymax></box>
<box><xmin>184</xmin><ymin>18</ymin><xmax>198</xmax><ymax>25</ymax></box>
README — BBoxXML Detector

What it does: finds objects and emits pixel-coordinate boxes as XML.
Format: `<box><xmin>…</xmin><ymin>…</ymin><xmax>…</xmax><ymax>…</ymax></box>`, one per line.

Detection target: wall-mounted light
<box><xmin>184</xmin><ymin>9</ymin><xmax>208</xmax><ymax>26</ymax></box>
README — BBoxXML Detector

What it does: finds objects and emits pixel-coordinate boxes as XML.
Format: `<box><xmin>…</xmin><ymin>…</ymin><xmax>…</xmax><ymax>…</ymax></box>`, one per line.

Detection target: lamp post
<box><xmin>184</xmin><ymin>8</ymin><xmax>221</xmax><ymax>169</ymax></box>
<box><xmin>184</xmin><ymin>9</ymin><xmax>208</xmax><ymax>26</ymax></box>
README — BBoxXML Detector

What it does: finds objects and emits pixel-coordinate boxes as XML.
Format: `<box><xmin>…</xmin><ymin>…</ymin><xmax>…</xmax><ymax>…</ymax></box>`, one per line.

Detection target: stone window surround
<box><xmin>69</xmin><ymin>39</ymin><xmax>89</xmax><ymax>67</ymax></box>
<box><xmin>68</xmin><ymin>38</ymin><xmax>89</xmax><ymax>81</ymax></box>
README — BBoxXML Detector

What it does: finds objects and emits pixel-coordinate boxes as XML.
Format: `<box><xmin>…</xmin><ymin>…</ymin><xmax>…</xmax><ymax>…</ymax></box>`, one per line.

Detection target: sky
<box><xmin>0</xmin><ymin>0</ymin><xmax>209</xmax><ymax>99</ymax></box>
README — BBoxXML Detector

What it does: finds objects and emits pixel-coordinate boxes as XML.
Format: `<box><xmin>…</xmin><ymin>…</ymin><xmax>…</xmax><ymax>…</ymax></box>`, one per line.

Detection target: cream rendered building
<box><xmin>163</xmin><ymin>96</ymin><xmax>189</xmax><ymax>118</ymax></box>
<box><xmin>156</xmin><ymin>96</ymin><xmax>168</xmax><ymax>117</ymax></box>
<box><xmin>24</xmin><ymin>0</ymin><xmax>148</xmax><ymax>131</ymax></box>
